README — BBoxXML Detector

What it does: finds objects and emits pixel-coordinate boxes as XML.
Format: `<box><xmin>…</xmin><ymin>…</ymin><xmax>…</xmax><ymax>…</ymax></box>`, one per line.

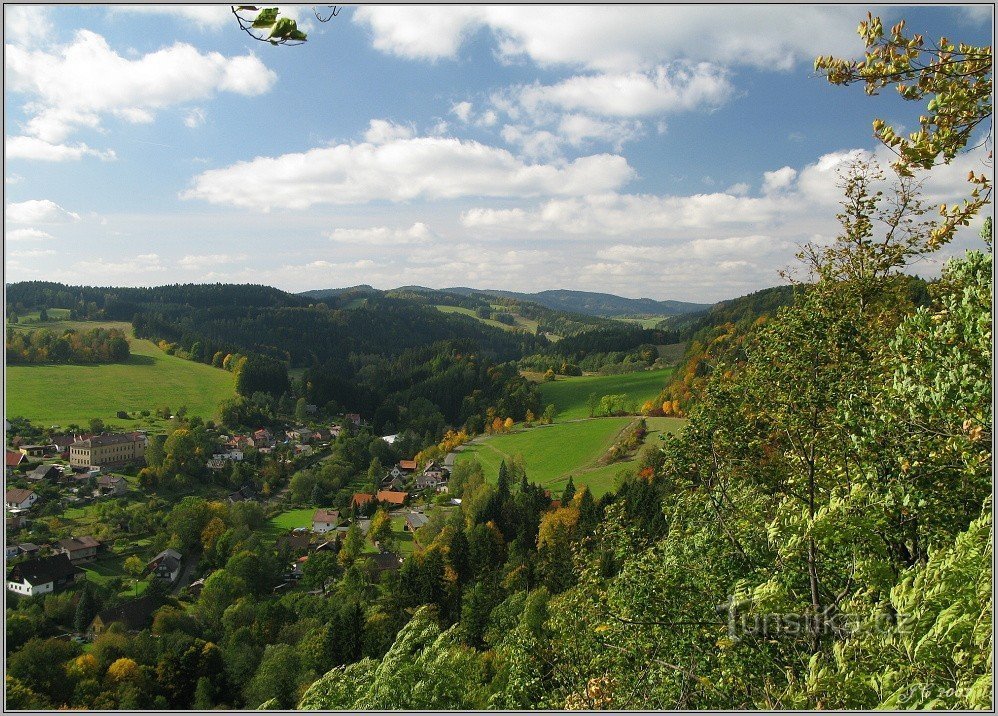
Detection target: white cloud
<box><xmin>6</xmin><ymin>29</ymin><xmax>277</xmax><ymax>143</ymax></box>
<box><xmin>363</xmin><ymin>119</ymin><xmax>414</xmax><ymax>144</ymax></box>
<box><xmin>109</xmin><ymin>5</ymin><xmax>235</xmax><ymax>30</ymax></box>
<box><xmin>353</xmin><ymin>6</ymin><xmax>864</xmax><ymax>71</ymax></box>
<box><xmin>326</xmin><ymin>222</ymin><xmax>435</xmax><ymax>246</ymax></box>
<box><xmin>74</xmin><ymin>253</ymin><xmax>165</xmax><ymax>278</ymax></box>
<box><xmin>5</xmin><ymin>228</ymin><xmax>55</xmax><ymax>242</ymax></box>
<box><xmin>5</xmin><ymin>199</ymin><xmax>81</xmax><ymax>224</ymax></box>
<box><xmin>5</xmin><ymin>135</ymin><xmax>116</xmax><ymax>162</ymax></box>
<box><xmin>182</xmin><ymin>135</ymin><xmax>635</xmax><ymax>210</ymax></box>
<box><xmin>512</xmin><ymin>63</ymin><xmax>734</xmax><ymax>118</ymax></box>
<box><xmin>4</xmin><ymin>6</ymin><xmax>53</xmax><ymax>46</ymax></box>
<box><xmin>8</xmin><ymin>248</ymin><xmax>57</xmax><ymax>259</ymax></box>
<box><xmin>451</xmin><ymin>101</ymin><xmax>473</xmax><ymax>122</ymax></box>
<box><xmin>184</xmin><ymin>108</ymin><xmax>207</xmax><ymax>128</ymax></box>
<box><xmin>5</xmin><ymin>174</ymin><xmax>23</xmax><ymax>185</ymax></box>
<box><xmin>762</xmin><ymin>166</ymin><xmax>798</xmax><ymax>194</ymax></box>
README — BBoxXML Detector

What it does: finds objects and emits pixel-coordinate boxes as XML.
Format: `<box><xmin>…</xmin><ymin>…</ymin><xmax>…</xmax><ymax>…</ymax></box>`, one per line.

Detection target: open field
<box><xmin>455</xmin><ymin>416</ymin><xmax>685</xmax><ymax>498</ymax></box>
<box><xmin>6</xmin><ymin>318</ymin><xmax>235</xmax><ymax>429</ymax></box>
<box><xmin>434</xmin><ymin>304</ymin><xmax>538</xmax><ymax>334</ymax></box>
<box><xmin>538</xmin><ymin>368</ymin><xmax>674</xmax><ymax>421</ymax></box>
<box><xmin>613</xmin><ymin>316</ymin><xmax>670</xmax><ymax>329</ymax></box>
<box><xmin>263</xmin><ymin>508</ymin><xmax>317</xmax><ymax>540</ymax></box>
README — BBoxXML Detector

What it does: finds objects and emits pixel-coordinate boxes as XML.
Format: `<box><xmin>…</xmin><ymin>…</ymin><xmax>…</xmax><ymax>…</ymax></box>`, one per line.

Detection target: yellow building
<box><xmin>69</xmin><ymin>433</ymin><xmax>146</xmax><ymax>468</ymax></box>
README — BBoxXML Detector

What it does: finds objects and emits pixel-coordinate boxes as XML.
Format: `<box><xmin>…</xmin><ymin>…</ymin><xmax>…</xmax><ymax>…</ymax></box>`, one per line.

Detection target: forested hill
<box><xmin>301</xmin><ymin>285</ymin><xmax>710</xmax><ymax>317</ymax></box>
<box><xmin>4</xmin><ymin>281</ymin><xmax>543</xmax><ymax>368</ymax></box>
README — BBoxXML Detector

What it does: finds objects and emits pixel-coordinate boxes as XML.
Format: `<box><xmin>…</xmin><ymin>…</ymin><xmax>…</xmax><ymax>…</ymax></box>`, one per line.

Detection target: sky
<box><xmin>3</xmin><ymin>4</ymin><xmax>993</xmax><ymax>303</ymax></box>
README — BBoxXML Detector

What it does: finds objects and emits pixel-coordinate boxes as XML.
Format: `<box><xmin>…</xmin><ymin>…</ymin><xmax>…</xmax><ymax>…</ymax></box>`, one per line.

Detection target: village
<box><xmin>4</xmin><ymin>411</ymin><xmax>458</xmax><ymax>639</ymax></box>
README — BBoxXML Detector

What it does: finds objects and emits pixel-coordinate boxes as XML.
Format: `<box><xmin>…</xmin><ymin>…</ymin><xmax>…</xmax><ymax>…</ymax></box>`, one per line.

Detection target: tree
<box><xmin>73</xmin><ymin>587</ymin><xmax>98</xmax><ymax>633</ymax></box>
<box><xmin>302</xmin><ymin>550</ymin><xmax>340</xmax><ymax>595</ymax></box>
<box><xmin>542</xmin><ymin>404</ymin><xmax>556</xmax><ymax>424</ymax></box>
<box><xmin>815</xmin><ymin>13</ymin><xmax>992</xmax><ymax>247</ymax></box>
<box><xmin>561</xmin><ymin>476</ymin><xmax>576</xmax><ymax>504</ymax></box>
<box><xmin>369</xmin><ymin>508</ymin><xmax>394</xmax><ymax>551</ymax></box>
<box><xmin>295</xmin><ymin>397</ymin><xmax>309</xmax><ymax>423</ymax></box>
<box><xmin>244</xmin><ymin>643</ymin><xmax>306</xmax><ymax>709</ymax></box>
<box><xmin>340</xmin><ymin>520</ymin><xmax>364</xmax><ymax>566</ymax></box>
<box><xmin>38</xmin><ymin>307</ymin><xmax>48</xmax><ymax>322</ymax></box>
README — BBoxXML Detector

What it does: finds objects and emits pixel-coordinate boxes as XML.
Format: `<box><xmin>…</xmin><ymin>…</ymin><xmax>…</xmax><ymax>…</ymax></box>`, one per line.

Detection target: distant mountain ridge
<box><xmin>300</xmin><ymin>285</ymin><xmax>710</xmax><ymax>317</ymax></box>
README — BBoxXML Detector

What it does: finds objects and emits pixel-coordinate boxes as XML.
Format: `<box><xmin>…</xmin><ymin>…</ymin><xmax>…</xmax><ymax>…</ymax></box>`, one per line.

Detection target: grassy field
<box><xmin>455</xmin><ymin>416</ymin><xmax>684</xmax><ymax>498</ymax></box>
<box><xmin>537</xmin><ymin>368</ymin><xmax>674</xmax><ymax>421</ymax></box>
<box><xmin>434</xmin><ymin>305</ymin><xmax>538</xmax><ymax>334</ymax></box>
<box><xmin>613</xmin><ymin>316</ymin><xmax>670</xmax><ymax>329</ymax></box>
<box><xmin>6</xmin><ymin>318</ymin><xmax>235</xmax><ymax>429</ymax></box>
<box><xmin>263</xmin><ymin>508</ymin><xmax>317</xmax><ymax>540</ymax></box>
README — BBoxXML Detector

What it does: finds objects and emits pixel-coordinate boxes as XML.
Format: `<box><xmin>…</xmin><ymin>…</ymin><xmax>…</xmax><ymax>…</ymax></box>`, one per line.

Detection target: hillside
<box><xmin>6</xmin><ymin>318</ymin><xmax>235</xmax><ymax>428</ymax></box>
<box><xmin>439</xmin><ymin>287</ymin><xmax>709</xmax><ymax>317</ymax></box>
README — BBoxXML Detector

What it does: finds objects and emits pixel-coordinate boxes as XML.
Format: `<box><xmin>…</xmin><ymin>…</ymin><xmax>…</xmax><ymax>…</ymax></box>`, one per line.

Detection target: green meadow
<box><xmin>5</xmin><ymin>318</ymin><xmax>235</xmax><ymax>429</ymax></box>
<box><xmin>433</xmin><ymin>304</ymin><xmax>539</xmax><ymax>334</ymax></box>
<box><xmin>455</xmin><ymin>416</ymin><xmax>684</xmax><ymax>498</ymax></box>
<box><xmin>537</xmin><ymin>367</ymin><xmax>674</xmax><ymax>421</ymax></box>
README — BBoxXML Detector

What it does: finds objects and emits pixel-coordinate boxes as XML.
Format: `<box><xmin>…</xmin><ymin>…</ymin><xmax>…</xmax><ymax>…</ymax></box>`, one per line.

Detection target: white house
<box><xmin>312</xmin><ymin>508</ymin><xmax>340</xmax><ymax>534</ymax></box>
<box><xmin>6</xmin><ymin>554</ymin><xmax>80</xmax><ymax>596</ymax></box>
<box><xmin>5</xmin><ymin>489</ymin><xmax>37</xmax><ymax>511</ymax></box>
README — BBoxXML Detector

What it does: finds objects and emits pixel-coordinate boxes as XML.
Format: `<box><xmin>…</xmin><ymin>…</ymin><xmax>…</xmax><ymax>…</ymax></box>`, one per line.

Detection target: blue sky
<box><xmin>4</xmin><ymin>4</ymin><xmax>993</xmax><ymax>302</ymax></box>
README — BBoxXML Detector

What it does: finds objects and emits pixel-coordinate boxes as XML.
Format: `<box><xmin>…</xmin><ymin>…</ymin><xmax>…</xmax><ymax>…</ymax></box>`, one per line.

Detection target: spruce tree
<box><xmin>562</xmin><ymin>476</ymin><xmax>576</xmax><ymax>504</ymax></box>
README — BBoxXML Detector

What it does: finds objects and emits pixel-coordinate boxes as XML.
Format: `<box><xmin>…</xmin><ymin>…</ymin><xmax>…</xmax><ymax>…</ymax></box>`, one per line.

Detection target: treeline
<box><xmin>5</xmin><ymin>326</ymin><xmax>129</xmax><ymax>365</ymax></box>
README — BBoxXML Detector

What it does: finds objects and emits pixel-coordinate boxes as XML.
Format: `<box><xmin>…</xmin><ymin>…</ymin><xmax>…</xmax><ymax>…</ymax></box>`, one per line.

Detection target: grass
<box><xmin>6</xmin><ymin>317</ymin><xmax>235</xmax><ymax>429</ymax></box>
<box><xmin>434</xmin><ymin>305</ymin><xmax>538</xmax><ymax>334</ymax></box>
<box><xmin>613</xmin><ymin>316</ymin><xmax>670</xmax><ymax>329</ymax></box>
<box><xmin>264</xmin><ymin>508</ymin><xmax>317</xmax><ymax>539</ymax></box>
<box><xmin>455</xmin><ymin>416</ymin><xmax>685</xmax><ymax>499</ymax></box>
<box><xmin>537</xmin><ymin>367</ymin><xmax>675</xmax><ymax>421</ymax></box>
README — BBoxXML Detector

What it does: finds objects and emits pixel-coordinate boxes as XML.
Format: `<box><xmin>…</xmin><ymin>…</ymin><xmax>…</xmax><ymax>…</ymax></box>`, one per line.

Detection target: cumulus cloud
<box><xmin>5</xmin><ymin>135</ymin><xmax>117</xmax><ymax>162</ymax></box>
<box><xmin>181</xmin><ymin>135</ymin><xmax>635</xmax><ymax>210</ymax></box>
<box><xmin>363</xmin><ymin>119</ymin><xmax>415</xmax><ymax>144</ymax></box>
<box><xmin>6</xmin><ymin>29</ymin><xmax>277</xmax><ymax>144</ymax></box>
<box><xmin>762</xmin><ymin>166</ymin><xmax>798</xmax><ymax>194</ymax></box>
<box><xmin>353</xmin><ymin>6</ymin><xmax>864</xmax><ymax>71</ymax></box>
<box><xmin>4</xmin><ymin>6</ymin><xmax>54</xmax><ymax>46</ymax></box>
<box><xmin>451</xmin><ymin>101</ymin><xmax>473</xmax><ymax>123</ymax></box>
<box><xmin>74</xmin><ymin>253</ymin><xmax>166</xmax><ymax>278</ymax></box>
<box><xmin>5</xmin><ymin>199</ymin><xmax>81</xmax><ymax>224</ymax></box>
<box><xmin>326</xmin><ymin>222</ymin><xmax>435</xmax><ymax>245</ymax></box>
<box><xmin>108</xmin><ymin>5</ymin><xmax>312</xmax><ymax>32</ymax></box>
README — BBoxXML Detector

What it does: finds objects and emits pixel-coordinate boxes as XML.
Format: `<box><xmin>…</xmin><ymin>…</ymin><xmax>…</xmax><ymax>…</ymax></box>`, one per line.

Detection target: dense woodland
<box><xmin>6</xmin><ymin>326</ymin><xmax>130</xmax><ymax>365</ymax></box>
<box><xmin>3</xmin><ymin>14</ymin><xmax>993</xmax><ymax>711</ymax></box>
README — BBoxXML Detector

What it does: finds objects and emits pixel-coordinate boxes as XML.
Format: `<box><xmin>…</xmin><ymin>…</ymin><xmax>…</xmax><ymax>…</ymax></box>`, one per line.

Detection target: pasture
<box><xmin>6</xmin><ymin>318</ymin><xmax>235</xmax><ymax>429</ymax></box>
<box><xmin>434</xmin><ymin>304</ymin><xmax>539</xmax><ymax>334</ymax></box>
<box><xmin>537</xmin><ymin>367</ymin><xmax>674</xmax><ymax>421</ymax></box>
<box><xmin>454</xmin><ymin>416</ymin><xmax>685</xmax><ymax>498</ymax></box>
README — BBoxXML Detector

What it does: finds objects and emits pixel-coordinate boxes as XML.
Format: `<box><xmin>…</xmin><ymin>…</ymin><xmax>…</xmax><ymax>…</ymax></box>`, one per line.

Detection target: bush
<box><xmin>116</xmin><ymin>411</ymin><xmax>129</xmax><ymax>420</ymax></box>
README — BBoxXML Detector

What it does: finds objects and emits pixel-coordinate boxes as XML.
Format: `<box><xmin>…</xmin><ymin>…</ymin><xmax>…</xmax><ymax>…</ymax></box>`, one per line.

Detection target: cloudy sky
<box><xmin>4</xmin><ymin>4</ymin><xmax>993</xmax><ymax>302</ymax></box>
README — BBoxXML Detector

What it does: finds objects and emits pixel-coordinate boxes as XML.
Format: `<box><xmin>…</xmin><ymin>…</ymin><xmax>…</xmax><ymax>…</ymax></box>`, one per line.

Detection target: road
<box><xmin>171</xmin><ymin>550</ymin><xmax>201</xmax><ymax>595</ymax></box>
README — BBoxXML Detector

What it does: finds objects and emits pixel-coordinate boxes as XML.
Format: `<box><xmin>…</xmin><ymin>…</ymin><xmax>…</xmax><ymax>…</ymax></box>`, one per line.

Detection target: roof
<box><xmin>376</xmin><ymin>490</ymin><xmax>408</xmax><ymax>505</ymax></box>
<box><xmin>352</xmin><ymin>493</ymin><xmax>374</xmax><ymax>507</ymax></box>
<box><xmin>365</xmin><ymin>551</ymin><xmax>403</xmax><ymax>571</ymax></box>
<box><xmin>28</xmin><ymin>464</ymin><xmax>61</xmax><ymax>480</ymax></box>
<box><xmin>58</xmin><ymin>536</ymin><xmax>101</xmax><ymax>552</ymax></box>
<box><xmin>405</xmin><ymin>512</ymin><xmax>429</xmax><ymax>530</ymax></box>
<box><xmin>72</xmin><ymin>432</ymin><xmax>143</xmax><ymax>449</ymax></box>
<box><xmin>398</xmin><ymin>460</ymin><xmax>417</xmax><ymax>471</ymax></box>
<box><xmin>5</xmin><ymin>451</ymin><xmax>25</xmax><ymax>467</ymax></box>
<box><xmin>7</xmin><ymin>553</ymin><xmax>77</xmax><ymax>585</ymax></box>
<box><xmin>147</xmin><ymin>548</ymin><xmax>182</xmax><ymax>571</ymax></box>
<box><xmin>97</xmin><ymin>474</ymin><xmax>125</xmax><ymax>486</ymax></box>
<box><xmin>5</xmin><ymin>488</ymin><xmax>35</xmax><ymax>504</ymax></box>
<box><xmin>92</xmin><ymin>594</ymin><xmax>160</xmax><ymax>632</ymax></box>
<box><xmin>313</xmin><ymin>508</ymin><xmax>339</xmax><ymax>523</ymax></box>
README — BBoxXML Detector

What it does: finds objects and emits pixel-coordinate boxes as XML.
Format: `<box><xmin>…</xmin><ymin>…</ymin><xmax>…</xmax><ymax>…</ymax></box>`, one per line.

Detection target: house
<box><xmin>376</xmin><ymin>490</ymin><xmax>408</xmax><ymax>507</ymax></box>
<box><xmin>294</xmin><ymin>444</ymin><xmax>313</xmax><ymax>457</ymax></box>
<box><xmin>5</xmin><ymin>488</ymin><xmax>38</xmax><ymax>511</ymax></box>
<box><xmin>329</xmin><ymin>425</ymin><xmax>343</xmax><ymax>439</ymax></box>
<box><xmin>147</xmin><ymin>549</ymin><xmax>183</xmax><ymax>583</ymax></box>
<box><xmin>5</xmin><ymin>450</ymin><xmax>26</xmax><ymax>474</ymax></box>
<box><xmin>312</xmin><ymin>508</ymin><xmax>340</xmax><ymax>533</ymax></box>
<box><xmin>363</xmin><ymin>551</ymin><xmax>403</xmax><ymax>581</ymax></box>
<box><xmin>287</xmin><ymin>427</ymin><xmax>312</xmax><ymax>443</ymax></box>
<box><xmin>6</xmin><ymin>515</ymin><xmax>25</xmax><ymax>532</ymax></box>
<box><xmin>352</xmin><ymin>493</ymin><xmax>374</xmax><ymax>511</ymax></box>
<box><xmin>55</xmin><ymin>535</ymin><xmax>102</xmax><ymax>563</ymax></box>
<box><xmin>345</xmin><ymin>413</ymin><xmax>362</xmax><ymax>427</ymax></box>
<box><xmin>89</xmin><ymin>594</ymin><xmax>160</xmax><ymax>635</ymax></box>
<box><xmin>5</xmin><ymin>544</ymin><xmax>20</xmax><ymax>560</ymax></box>
<box><xmin>207</xmin><ymin>458</ymin><xmax>226</xmax><ymax>471</ymax></box>
<box><xmin>276</xmin><ymin>529</ymin><xmax>313</xmax><ymax>556</ymax></box>
<box><xmin>18</xmin><ymin>444</ymin><xmax>51</xmax><ymax>458</ymax></box>
<box><xmin>380</xmin><ymin>434</ymin><xmax>398</xmax><ymax>445</ymax></box>
<box><xmin>416</xmin><ymin>461</ymin><xmax>450</xmax><ymax>490</ymax></box>
<box><xmin>17</xmin><ymin>543</ymin><xmax>40</xmax><ymax>557</ymax></box>
<box><xmin>227</xmin><ymin>485</ymin><xmax>256</xmax><ymax>504</ymax></box>
<box><xmin>26</xmin><ymin>464</ymin><xmax>62</xmax><ymax>483</ymax></box>
<box><xmin>404</xmin><ymin>512</ymin><xmax>428</xmax><ymax>532</ymax></box>
<box><xmin>96</xmin><ymin>474</ymin><xmax>127</xmax><ymax>496</ymax></box>
<box><xmin>312</xmin><ymin>428</ymin><xmax>332</xmax><ymax>443</ymax></box>
<box><xmin>69</xmin><ymin>432</ymin><xmax>146</xmax><ymax>468</ymax></box>
<box><xmin>7</xmin><ymin>553</ymin><xmax>82</xmax><ymax>596</ymax></box>
<box><xmin>387</xmin><ymin>461</ymin><xmax>417</xmax><ymax>481</ymax></box>
<box><xmin>227</xmin><ymin>435</ymin><xmax>251</xmax><ymax>450</ymax></box>
<box><xmin>186</xmin><ymin>576</ymin><xmax>208</xmax><ymax>599</ymax></box>
<box><xmin>253</xmin><ymin>428</ymin><xmax>274</xmax><ymax>447</ymax></box>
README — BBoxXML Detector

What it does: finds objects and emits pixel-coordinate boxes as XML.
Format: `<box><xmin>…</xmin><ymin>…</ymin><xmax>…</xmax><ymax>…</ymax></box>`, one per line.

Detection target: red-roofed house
<box><xmin>352</xmin><ymin>493</ymin><xmax>374</xmax><ymax>511</ymax></box>
<box><xmin>312</xmin><ymin>509</ymin><xmax>340</xmax><ymax>534</ymax></box>
<box><xmin>376</xmin><ymin>490</ymin><xmax>408</xmax><ymax>507</ymax></box>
